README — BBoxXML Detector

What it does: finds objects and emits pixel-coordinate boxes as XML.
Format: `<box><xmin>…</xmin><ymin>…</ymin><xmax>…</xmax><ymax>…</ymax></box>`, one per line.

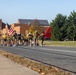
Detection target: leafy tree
<box><xmin>67</xmin><ymin>11</ymin><xmax>76</xmax><ymax>40</ymax></box>
<box><xmin>29</xmin><ymin>19</ymin><xmax>44</xmax><ymax>35</ymax></box>
<box><xmin>51</xmin><ymin>14</ymin><xmax>67</xmax><ymax>41</ymax></box>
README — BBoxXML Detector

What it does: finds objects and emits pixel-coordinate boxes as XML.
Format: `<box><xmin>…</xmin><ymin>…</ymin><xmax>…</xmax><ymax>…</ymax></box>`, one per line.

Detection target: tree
<box><xmin>29</xmin><ymin>19</ymin><xmax>43</xmax><ymax>35</ymax></box>
<box><xmin>67</xmin><ymin>11</ymin><xmax>76</xmax><ymax>40</ymax></box>
<box><xmin>51</xmin><ymin>14</ymin><xmax>67</xmax><ymax>41</ymax></box>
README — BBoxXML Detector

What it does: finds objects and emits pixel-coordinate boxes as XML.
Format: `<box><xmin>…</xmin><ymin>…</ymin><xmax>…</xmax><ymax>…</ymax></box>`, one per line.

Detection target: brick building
<box><xmin>0</xmin><ymin>19</ymin><xmax>10</xmax><ymax>34</ymax></box>
<box><xmin>11</xmin><ymin>19</ymin><xmax>50</xmax><ymax>35</ymax></box>
<box><xmin>11</xmin><ymin>23</ymin><xmax>30</xmax><ymax>34</ymax></box>
<box><xmin>0</xmin><ymin>19</ymin><xmax>50</xmax><ymax>35</ymax></box>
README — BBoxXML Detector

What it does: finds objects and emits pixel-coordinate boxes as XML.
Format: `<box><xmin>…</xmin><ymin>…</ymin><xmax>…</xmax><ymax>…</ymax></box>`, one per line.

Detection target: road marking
<box><xmin>18</xmin><ymin>46</ymin><xmax>76</xmax><ymax>53</ymax></box>
<box><xmin>39</xmin><ymin>47</ymin><xmax>76</xmax><ymax>53</ymax></box>
<box><xmin>12</xmin><ymin>46</ymin><xmax>76</xmax><ymax>54</ymax></box>
<box><xmin>24</xmin><ymin>46</ymin><xmax>76</xmax><ymax>53</ymax></box>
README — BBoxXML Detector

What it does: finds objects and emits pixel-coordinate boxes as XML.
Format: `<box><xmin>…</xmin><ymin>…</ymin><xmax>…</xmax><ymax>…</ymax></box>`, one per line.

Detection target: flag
<box><xmin>44</xmin><ymin>26</ymin><xmax>52</xmax><ymax>39</ymax></box>
<box><xmin>8</xmin><ymin>27</ymin><xmax>14</xmax><ymax>35</ymax></box>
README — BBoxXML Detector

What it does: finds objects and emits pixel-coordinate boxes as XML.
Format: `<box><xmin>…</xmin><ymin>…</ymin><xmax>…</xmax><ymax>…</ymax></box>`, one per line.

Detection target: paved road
<box><xmin>0</xmin><ymin>45</ymin><xmax>76</xmax><ymax>74</ymax></box>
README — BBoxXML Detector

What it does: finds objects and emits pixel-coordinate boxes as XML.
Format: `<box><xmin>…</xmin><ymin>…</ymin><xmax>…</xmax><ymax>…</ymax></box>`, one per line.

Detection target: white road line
<box><xmin>16</xmin><ymin>46</ymin><xmax>76</xmax><ymax>54</ymax></box>
<box><xmin>32</xmin><ymin>46</ymin><xmax>76</xmax><ymax>53</ymax></box>
<box><xmin>39</xmin><ymin>47</ymin><xmax>76</xmax><ymax>53</ymax></box>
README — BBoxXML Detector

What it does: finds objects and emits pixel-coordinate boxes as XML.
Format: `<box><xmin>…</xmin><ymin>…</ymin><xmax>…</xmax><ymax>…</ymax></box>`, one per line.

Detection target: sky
<box><xmin>0</xmin><ymin>0</ymin><xmax>76</xmax><ymax>24</ymax></box>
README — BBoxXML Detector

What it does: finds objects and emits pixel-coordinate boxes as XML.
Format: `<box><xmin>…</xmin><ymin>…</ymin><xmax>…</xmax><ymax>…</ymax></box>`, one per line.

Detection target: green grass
<box><xmin>43</xmin><ymin>41</ymin><xmax>76</xmax><ymax>47</ymax></box>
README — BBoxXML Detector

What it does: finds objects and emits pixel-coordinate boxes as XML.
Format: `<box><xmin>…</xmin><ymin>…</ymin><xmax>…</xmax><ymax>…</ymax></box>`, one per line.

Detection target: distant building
<box><xmin>2</xmin><ymin>23</ymin><xmax>10</xmax><ymax>34</ymax></box>
<box><xmin>18</xmin><ymin>19</ymin><xmax>49</xmax><ymax>26</ymax></box>
<box><xmin>0</xmin><ymin>19</ymin><xmax>50</xmax><ymax>35</ymax></box>
<box><xmin>11</xmin><ymin>19</ymin><xmax>50</xmax><ymax>35</ymax></box>
<box><xmin>0</xmin><ymin>19</ymin><xmax>10</xmax><ymax>34</ymax></box>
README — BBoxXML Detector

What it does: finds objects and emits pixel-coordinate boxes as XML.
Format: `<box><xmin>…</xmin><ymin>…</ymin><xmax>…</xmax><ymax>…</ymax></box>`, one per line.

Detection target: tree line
<box><xmin>50</xmin><ymin>11</ymin><xmax>76</xmax><ymax>41</ymax></box>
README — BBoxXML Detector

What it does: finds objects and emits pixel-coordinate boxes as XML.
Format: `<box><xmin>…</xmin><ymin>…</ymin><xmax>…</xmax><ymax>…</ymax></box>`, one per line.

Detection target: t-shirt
<box><xmin>13</xmin><ymin>33</ymin><xmax>17</xmax><ymax>39</ymax></box>
<box><xmin>28</xmin><ymin>33</ymin><xmax>33</xmax><ymax>39</ymax></box>
<box><xmin>3</xmin><ymin>35</ymin><xmax>7</xmax><ymax>39</ymax></box>
<box><xmin>25</xmin><ymin>34</ymin><xmax>28</xmax><ymax>39</ymax></box>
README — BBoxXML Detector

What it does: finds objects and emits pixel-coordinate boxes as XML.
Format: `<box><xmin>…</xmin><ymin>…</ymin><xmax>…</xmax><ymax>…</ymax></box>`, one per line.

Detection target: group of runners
<box><xmin>0</xmin><ymin>30</ymin><xmax>45</xmax><ymax>47</ymax></box>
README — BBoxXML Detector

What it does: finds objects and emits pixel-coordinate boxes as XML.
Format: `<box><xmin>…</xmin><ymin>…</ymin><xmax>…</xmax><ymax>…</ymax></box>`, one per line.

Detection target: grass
<box><xmin>43</xmin><ymin>41</ymin><xmax>76</xmax><ymax>47</ymax></box>
<box><xmin>0</xmin><ymin>50</ymin><xmax>74</xmax><ymax>75</ymax></box>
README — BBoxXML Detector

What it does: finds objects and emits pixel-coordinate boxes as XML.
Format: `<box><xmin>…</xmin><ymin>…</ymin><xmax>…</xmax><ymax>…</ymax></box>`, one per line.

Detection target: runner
<box><xmin>2</xmin><ymin>33</ymin><xmax>7</xmax><ymax>46</ymax></box>
<box><xmin>28</xmin><ymin>32</ymin><xmax>33</xmax><ymax>46</ymax></box>
<box><xmin>40</xmin><ymin>32</ymin><xmax>44</xmax><ymax>46</ymax></box>
<box><xmin>12</xmin><ymin>30</ymin><xmax>17</xmax><ymax>46</ymax></box>
<box><xmin>34</xmin><ymin>30</ymin><xmax>39</xmax><ymax>46</ymax></box>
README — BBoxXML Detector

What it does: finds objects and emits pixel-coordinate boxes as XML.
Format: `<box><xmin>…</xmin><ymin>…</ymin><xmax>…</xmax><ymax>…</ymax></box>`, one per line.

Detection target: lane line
<box><xmin>38</xmin><ymin>47</ymin><xmax>76</xmax><ymax>53</ymax></box>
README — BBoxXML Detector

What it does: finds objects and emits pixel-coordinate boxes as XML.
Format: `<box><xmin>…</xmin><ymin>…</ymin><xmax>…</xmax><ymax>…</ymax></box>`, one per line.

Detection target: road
<box><xmin>0</xmin><ymin>45</ymin><xmax>76</xmax><ymax>74</ymax></box>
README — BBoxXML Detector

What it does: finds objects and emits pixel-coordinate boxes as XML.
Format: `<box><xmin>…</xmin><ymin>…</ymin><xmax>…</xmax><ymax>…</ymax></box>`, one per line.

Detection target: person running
<box><xmin>2</xmin><ymin>33</ymin><xmax>7</xmax><ymax>46</ymax></box>
<box><xmin>24</xmin><ymin>34</ymin><xmax>29</xmax><ymax>46</ymax></box>
<box><xmin>34</xmin><ymin>30</ymin><xmax>39</xmax><ymax>46</ymax></box>
<box><xmin>28</xmin><ymin>32</ymin><xmax>33</xmax><ymax>46</ymax></box>
<box><xmin>40</xmin><ymin>32</ymin><xmax>44</xmax><ymax>46</ymax></box>
<box><xmin>12</xmin><ymin>30</ymin><xmax>17</xmax><ymax>46</ymax></box>
<box><xmin>17</xmin><ymin>33</ymin><xmax>22</xmax><ymax>45</ymax></box>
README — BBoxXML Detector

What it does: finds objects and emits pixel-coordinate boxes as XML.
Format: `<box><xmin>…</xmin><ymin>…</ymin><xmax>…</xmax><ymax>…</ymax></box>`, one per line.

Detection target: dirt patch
<box><xmin>0</xmin><ymin>50</ymin><xmax>74</xmax><ymax>75</ymax></box>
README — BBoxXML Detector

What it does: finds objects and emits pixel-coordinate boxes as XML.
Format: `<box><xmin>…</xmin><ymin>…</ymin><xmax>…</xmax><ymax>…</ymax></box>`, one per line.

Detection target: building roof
<box><xmin>18</xmin><ymin>19</ymin><xmax>49</xmax><ymax>26</ymax></box>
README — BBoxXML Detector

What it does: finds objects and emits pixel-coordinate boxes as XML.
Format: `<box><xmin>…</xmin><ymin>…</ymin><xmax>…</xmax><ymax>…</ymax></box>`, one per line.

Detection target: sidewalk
<box><xmin>0</xmin><ymin>55</ymin><xmax>40</xmax><ymax>75</ymax></box>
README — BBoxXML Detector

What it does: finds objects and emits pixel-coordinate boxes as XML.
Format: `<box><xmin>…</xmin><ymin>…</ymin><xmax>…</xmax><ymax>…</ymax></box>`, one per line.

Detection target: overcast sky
<box><xmin>0</xmin><ymin>0</ymin><xmax>76</xmax><ymax>24</ymax></box>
